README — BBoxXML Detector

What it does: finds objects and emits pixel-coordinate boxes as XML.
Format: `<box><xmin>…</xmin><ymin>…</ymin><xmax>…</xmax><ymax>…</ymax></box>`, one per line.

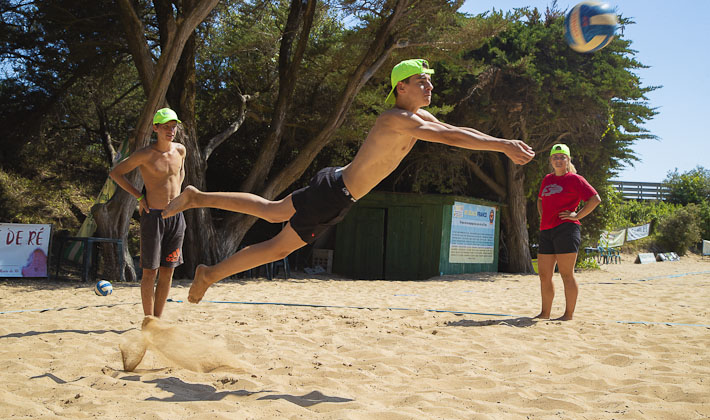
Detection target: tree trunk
<box><xmin>92</xmin><ymin>0</ymin><xmax>219</xmax><ymax>280</ymax></box>
<box><xmin>166</xmin><ymin>18</ymin><xmax>219</xmax><ymax>277</ymax></box>
<box><xmin>240</xmin><ymin>0</ymin><xmax>318</xmax><ymax>194</ymax></box>
<box><xmin>214</xmin><ymin>0</ymin><xmax>411</xmax><ymax>259</ymax></box>
<box><xmin>503</xmin><ymin>161</ymin><xmax>534</xmax><ymax>273</ymax></box>
<box><xmin>92</xmin><ymin>186</ymin><xmax>139</xmax><ymax>283</ymax></box>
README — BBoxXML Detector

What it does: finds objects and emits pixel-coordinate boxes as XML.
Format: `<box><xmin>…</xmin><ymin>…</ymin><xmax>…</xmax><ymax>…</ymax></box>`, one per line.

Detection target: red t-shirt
<box><xmin>538</xmin><ymin>172</ymin><xmax>598</xmax><ymax>231</ymax></box>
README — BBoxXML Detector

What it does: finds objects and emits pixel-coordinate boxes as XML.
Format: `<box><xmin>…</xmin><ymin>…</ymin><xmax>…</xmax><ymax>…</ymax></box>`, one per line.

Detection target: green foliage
<box><xmin>664</xmin><ymin>166</ymin><xmax>710</xmax><ymax>205</ymax></box>
<box><xmin>0</xmin><ymin>168</ymin><xmax>92</xmax><ymax>229</ymax></box>
<box><xmin>601</xmin><ymin>186</ymin><xmax>679</xmax><ymax>231</ymax></box>
<box><xmin>656</xmin><ymin>204</ymin><xmax>702</xmax><ymax>255</ymax></box>
<box><xmin>434</xmin><ymin>8</ymin><xmax>656</xmax><ymax>253</ymax></box>
<box><xmin>695</xmin><ymin>200</ymin><xmax>710</xmax><ymax>240</ymax></box>
<box><xmin>575</xmin><ymin>256</ymin><xmax>600</xmax><ymax>270</ymax></box>
<box><xmin>0</xmin><ymin>0</ymin><xmax>664</xmax><ymax>269</ymax></box>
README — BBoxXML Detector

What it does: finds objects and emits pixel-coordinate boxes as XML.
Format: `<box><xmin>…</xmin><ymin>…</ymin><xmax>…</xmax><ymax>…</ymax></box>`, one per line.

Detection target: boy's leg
<box><xmin>555</xmin><ymin>252</ymin><xmax>579</xmax><ymax>321</ymax></box>
<box><xmin>163</xmin><ymin>186</ymin><xmax>295</xmax><ymax>222</ymax></box>
<box><xmin>188</xmin><ymin>222</ymin><xmax>306</xmax><ymax>303</ymax></box>
<box><xmin>534</xmin><ymin>254</ymin><xmax>557</xmax><ymax>319</ymax></box>
<box><xmin>141</xmin><ymin>268</ymin><xmax>159</xmax><ymax>316</ymax></box>
<box><xmin>153</xmin><ymin>267</ymin><xmax>175</xmax><ymax>318</ymax></box>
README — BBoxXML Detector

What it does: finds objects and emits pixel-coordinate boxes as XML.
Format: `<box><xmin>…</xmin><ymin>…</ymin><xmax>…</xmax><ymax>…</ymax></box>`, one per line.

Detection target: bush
<box><xmin>664</xmin><ymin>166</ymin><xmax>710</xmax><ymax>205</ymax></box>
<box><xmin>698</xmin><ymin>200</ymin><xmax>710</xmax><ymax>240</ymax></box>
<box><xmin>601</xmin><ymin>185</ymin><xmax>679</xmax><ymax>231</ymax></box>
<box><xmin>655</xmin><ymin>204</ymin><xmax>702</xmax><ymax>255</ymax></box>
<box><xmin>575</xmin><ymin>256</ymin><xmax>600</xmax><ymax>270</ymax></box>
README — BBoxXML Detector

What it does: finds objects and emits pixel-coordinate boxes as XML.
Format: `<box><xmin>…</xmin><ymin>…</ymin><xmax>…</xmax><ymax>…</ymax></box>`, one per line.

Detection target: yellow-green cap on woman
<box><xmin>549</xmin><ymin>143</ymin><xmax>570</xmax><ymax>157</ymax></box>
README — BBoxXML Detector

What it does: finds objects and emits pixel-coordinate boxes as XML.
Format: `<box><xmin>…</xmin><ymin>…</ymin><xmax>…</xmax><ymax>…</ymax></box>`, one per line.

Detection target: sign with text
<box><xmin>600</xmin><ymin>229</ymin><xmax>626</xmax><ymax>248</ymax></box>
<box><xmin>626</xmin><ymin>223</ymin><xmax>650</xmax><ymax>241</ymax></box>
<box><xmin>0</xmin><ymin>223</ymin><xmax>51</xmax><ymax>277</ymax></box>
<box><xmin>634</xmin><ymin>252</ymin><xmax>656</xmax><ymax>265</ymax></box>
<box><xmin>449</xmin><ymin>202</ymin><xmax>496</xmax><ymax>264</ymax></box>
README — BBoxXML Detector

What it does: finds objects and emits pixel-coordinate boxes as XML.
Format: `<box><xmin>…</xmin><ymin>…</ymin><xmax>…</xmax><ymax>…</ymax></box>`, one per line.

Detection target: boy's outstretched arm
<box><xmin>391</xmin><ymin>111</ymin><xmax>535</xmax><ymax>165</ymax></box>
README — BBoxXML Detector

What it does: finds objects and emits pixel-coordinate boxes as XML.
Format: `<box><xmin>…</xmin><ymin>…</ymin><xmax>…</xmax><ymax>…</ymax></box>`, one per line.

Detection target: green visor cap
<box><xmin>385</xmin><ymin>59</ymin><xmax>435</xmax><ymax>105</ymax></box>
<box><xmin>550</xmin><ymin>143</ymin><xmax>570</xmax><ymax>157</ymax></box>
<box><xmin>153</xmin><ymin>108</ymin><xmax>182</xmax><ymax>125</ymax></box>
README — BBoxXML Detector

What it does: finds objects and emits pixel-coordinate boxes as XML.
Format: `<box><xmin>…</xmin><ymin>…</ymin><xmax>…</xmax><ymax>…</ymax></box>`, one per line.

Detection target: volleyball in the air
<box><xmin>564</xmin><ymin>2</ymin><xmax>618</xmax><ymax>53</ymax></box>
<box><xmin>94</xmin><ymin>280</ymin><xmax>113</xmax><ymax>296</ymax></box>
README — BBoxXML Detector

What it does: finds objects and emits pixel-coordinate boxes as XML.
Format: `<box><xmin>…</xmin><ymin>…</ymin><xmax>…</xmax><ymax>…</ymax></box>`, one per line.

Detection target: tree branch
<box><xmin>204</xmin><ymin>93</ymin><xmax>254</xmax><ymax>160</ymax></box>
<box><xmin>465</xmin><ymin>156</ymin><xmax>507</xmax><ymax>199</ymax></box>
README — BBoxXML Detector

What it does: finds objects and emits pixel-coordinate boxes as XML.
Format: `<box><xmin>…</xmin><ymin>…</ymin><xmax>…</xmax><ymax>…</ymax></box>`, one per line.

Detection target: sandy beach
<box><xmin>1</xmin><ymin>255</ymin><xmax>708</xmax><ymax>419</ymax></box>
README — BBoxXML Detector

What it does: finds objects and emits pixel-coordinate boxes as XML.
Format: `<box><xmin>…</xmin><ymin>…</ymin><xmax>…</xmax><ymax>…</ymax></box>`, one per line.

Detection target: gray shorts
<box><xmin>140</xmin><ymin>210</ymin><xmax>186</xmax><ymax>269</ymax></box>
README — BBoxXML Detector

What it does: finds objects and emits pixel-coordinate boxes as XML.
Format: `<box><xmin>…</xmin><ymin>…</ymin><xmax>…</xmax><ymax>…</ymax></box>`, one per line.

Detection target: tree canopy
<box><xmin>0</xmin><ymin>1</ymin><xmax>659</xmax><ymax>275</ymax></box>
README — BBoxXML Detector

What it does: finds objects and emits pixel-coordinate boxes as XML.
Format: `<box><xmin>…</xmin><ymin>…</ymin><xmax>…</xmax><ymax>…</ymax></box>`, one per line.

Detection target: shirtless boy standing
<box><xmin>110</xmin><ymin>108</ymin><xmax>187</xmax><ymax>317</ymax></box>
<box><xmin>162</xmin><ymin>59</ymin><xmax>535</xmax><ymax>303</ymax></box>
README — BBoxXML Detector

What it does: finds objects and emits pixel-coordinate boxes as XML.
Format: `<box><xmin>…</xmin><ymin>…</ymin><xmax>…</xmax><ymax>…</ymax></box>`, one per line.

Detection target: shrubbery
<box><xmin>655</xmin><ymin>204</ymin><xmax>702</xmax><ymax>255</ymax></box>
<box><xmin>603</xmin><ymin>181</ymin><xmax>708</xmax><ymax>256</ymax></box>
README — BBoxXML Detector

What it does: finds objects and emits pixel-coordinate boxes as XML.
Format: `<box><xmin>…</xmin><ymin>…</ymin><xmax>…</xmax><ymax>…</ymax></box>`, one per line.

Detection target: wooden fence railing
<box><xmin>610</xmin><ymin>180</ymin><xmax>669</xmax><ymax>201</ymax></box>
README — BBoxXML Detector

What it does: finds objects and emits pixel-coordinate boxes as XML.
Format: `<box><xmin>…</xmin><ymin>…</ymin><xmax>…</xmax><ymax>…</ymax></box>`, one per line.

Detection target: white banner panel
<box><xmin>0</xmin><ymin>223</ymin><xmax>51</xmax><ymax>277</ymax></box>
<box><xmin>703</xmin><ymin>240</ymin><xmax>710</xmax><ymax>256</ymax></box>
<box><xmin>626</xmin><ymin>223</ymin><xmax>650</xmax><ymax>241</ymax></box>
<box><xmin>600</xmin><ymin>229</ymin><xmax>626</xmax><ymax>248</ymax></box>
<box><xmin>449</xmin><ymin>202</ymin><xmax>496</xmax><ymax>264</ymax></box>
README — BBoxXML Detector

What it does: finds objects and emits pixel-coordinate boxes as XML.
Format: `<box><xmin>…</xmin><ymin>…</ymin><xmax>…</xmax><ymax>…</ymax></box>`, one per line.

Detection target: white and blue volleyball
<box><xmin>94</xmin><ymin>280</ymin><xmax>113</xmax><ymax>296</ymax></box>
<box><xmin>564</xmin><ymin>2</ymin><xmax>618</xmax><ymax>53</ymax></box>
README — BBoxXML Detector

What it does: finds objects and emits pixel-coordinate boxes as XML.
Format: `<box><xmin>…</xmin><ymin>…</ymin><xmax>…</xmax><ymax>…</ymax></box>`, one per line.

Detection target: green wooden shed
<box><xmin>333</xmin><ymin>191</ymin><xmax>501</xmax><ymax>280</ymax></box>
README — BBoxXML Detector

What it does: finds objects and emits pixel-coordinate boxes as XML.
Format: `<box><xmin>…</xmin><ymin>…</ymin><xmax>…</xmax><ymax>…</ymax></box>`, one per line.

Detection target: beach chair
<box><xmin>596</xmin><ymin>246</ymin><xmax>609</xmax><ymax>264</ymax></box>
<box><xmin>613</xmin><ymin>248</ymin><xmax>622</xmax><ymax>263</ymax></box>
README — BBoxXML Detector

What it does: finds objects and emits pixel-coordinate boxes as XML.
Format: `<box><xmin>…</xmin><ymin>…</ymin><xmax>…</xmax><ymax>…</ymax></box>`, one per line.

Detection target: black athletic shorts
<box><xmin>538</xmin><ymin>222</ymin><xmax>581</xmax><ymax>255</ymax></box>
<box><xmin>290</xmin><ymin>167</ymin><xmax>356</xmax><ymax>244</ymax></box>
<box><xmin>140</xmin><ymin>210</ymin><xmax>186</xmax><ymax>269</ymax></box>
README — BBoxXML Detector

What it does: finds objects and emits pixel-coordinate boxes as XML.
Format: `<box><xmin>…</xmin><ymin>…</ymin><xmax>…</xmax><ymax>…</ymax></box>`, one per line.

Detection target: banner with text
<box><xmin>600</xmin><ymin>229</ymin><xmax>626</xmax><ymax>248</ymax></box>
<box><xmin>626</xmin><ymin>223</ymin><xmax>651</xmax><ymax>242</ymax></box>
<box><xmin>449</xmin><ymin>202</ymin><xmax>496</xmax><ymax>264</ymax></box>
<box><xmin>0</xmin><ymin>223</ymin><xmax>52</xmax><ymax>277</ymax></box>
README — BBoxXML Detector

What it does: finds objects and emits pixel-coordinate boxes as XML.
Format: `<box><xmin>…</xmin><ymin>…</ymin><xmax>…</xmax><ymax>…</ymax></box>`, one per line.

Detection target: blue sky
<box><xmin>459</xmin><ymin>0</ymin><xmax>709</xmax><ymax>182</ymax></box>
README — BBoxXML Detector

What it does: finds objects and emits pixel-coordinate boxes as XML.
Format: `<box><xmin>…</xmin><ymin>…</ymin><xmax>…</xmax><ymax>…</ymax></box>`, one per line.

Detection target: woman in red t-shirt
<box><xmin>535</xmin><ymin>144</ymin><xmax>601</xmax><ymax>320</ymax></box>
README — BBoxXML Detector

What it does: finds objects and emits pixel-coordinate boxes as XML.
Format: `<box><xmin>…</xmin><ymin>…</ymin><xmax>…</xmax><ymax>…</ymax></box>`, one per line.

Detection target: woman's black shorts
<box><xmin>538</xmin><ymin>222</ymin><xmax>581</xmax><ymax>255</ymax></box>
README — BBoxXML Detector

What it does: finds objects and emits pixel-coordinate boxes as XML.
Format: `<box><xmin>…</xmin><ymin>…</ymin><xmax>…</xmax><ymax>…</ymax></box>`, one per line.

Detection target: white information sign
<box><xmin>449</xmin><ymin>202</ymin><xmax>496</xmax><ymax>264</ymax></box>
<box><xmin>0</xmin><ymin>223</ymin><xmax>51</xmax><ymax>277</ymax></box>
<box><xmin>626</xmin><ymin>223</ymin><xmax>651</xmax><ymax>241</ymax></box>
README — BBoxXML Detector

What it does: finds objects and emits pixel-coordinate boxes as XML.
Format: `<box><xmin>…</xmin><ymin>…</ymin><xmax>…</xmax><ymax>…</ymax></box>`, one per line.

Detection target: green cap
<box><xmin>385</xmin><ymin>59</ymin><xmax>435</xmax><ymax>105</ymax></box>
<box><xmin>153</xmin><ymin>108</ymin><xmax>181</xmax><ymax>125</ymax></box>
<box><xmin>550</xmin><ymin>143</ymin><xmax>570</xmax><ymax>157</ymax></box>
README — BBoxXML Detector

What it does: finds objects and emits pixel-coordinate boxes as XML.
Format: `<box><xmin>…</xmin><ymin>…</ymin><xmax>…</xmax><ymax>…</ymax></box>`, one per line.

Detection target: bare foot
<box><xmin>533</xmin><ymin>312</ymin><xmax>550</xmax><ymax>320</ymax></box>
<box><xmin>188</xmin><ymin>264</ymin><xmax>210</xmax><ymax>303</ymax></box>
<box><xmin>163</xmin><ymin>185</ymin><xmax>199</xmax><ymax>218</ymax></box>
<box><xmin>554</xmin><ymin>314</ymin><xmax>573</xmax><ymax>321</ymax></box>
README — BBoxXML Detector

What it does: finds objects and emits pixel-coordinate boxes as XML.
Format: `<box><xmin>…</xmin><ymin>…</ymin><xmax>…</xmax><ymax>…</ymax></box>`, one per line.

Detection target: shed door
<box><xmin>351</xmin><ymin>208</ymin><xmax>386</xmax><ymax>279</ymax></box>
<box><xmin>385</xmin><ymin>206</ymin><xmax>421</xmax><ymax>280</ymax></box>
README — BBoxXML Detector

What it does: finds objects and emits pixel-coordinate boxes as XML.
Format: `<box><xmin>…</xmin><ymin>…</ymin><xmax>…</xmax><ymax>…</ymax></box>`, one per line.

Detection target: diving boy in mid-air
<box><xmin>162</xmin><ymin>59</ymin><xmax>535</xmax><ymax>303</ymax></box>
